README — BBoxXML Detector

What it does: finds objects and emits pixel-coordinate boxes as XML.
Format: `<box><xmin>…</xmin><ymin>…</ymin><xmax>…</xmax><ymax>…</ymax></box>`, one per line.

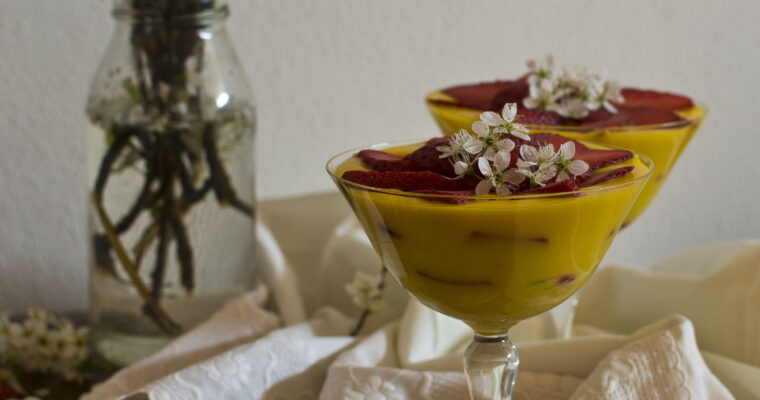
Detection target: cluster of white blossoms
<box><xmin>437</xmin><ymin>103</ymin><xmax>590</xmax><ymax>195</ymax></box>
<box><xmin>0</xmin><ymin>309</ymin><xmax>89</xmax><ymax>382</ymax></box>
<box><xmin>345</xmin><ymin>271</ymin><xmax>386</xmax><ymax>313</ymax></box>
<box><xmin>523</xmin><ymin>55</ymin><xmax>624</xmax><ymax>119</ymax></box>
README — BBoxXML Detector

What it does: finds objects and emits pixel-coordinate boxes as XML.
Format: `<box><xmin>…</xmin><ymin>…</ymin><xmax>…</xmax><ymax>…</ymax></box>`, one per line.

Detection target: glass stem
<box><xmin>464</xmin><ymin>334</ymin><xmax>519</xmax><ymax>400</ymax></box>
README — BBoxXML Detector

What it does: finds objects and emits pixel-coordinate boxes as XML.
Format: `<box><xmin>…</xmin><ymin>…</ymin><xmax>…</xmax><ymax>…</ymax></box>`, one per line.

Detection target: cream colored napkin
<box><xmin>320</xmin><ymin>313</ymin><xmax>732</xmax><ymax>400</ymax></box>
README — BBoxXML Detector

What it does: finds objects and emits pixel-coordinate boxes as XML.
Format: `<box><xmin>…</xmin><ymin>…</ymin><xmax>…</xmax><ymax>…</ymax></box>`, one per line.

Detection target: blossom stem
<box><xmin>349</xmin><ymin>266</ymin><xmax>387</xmax><ymax>336</ymax></box>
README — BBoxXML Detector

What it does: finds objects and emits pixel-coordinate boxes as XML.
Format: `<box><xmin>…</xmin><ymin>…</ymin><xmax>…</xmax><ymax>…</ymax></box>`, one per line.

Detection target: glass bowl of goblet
<box><xmin>327</xmin><ymin>139</ymin><xmax>653</xmax><ymax>399</ymax></box>
<box><xmin>426</xmin><ymin>91</ymin><xmax>704</xmax><ymax>227</ymax></box>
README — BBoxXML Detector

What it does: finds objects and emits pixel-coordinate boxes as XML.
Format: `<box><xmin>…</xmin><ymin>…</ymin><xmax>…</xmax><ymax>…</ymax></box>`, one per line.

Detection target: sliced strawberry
<box><xmin>520</xmin><ymin>179</ymin><xmax>579</xmax><ymax>194</ymax></box>
<box><xmin>357</xmin><ymin>150</ymin><xmax>415</xmax><ymax>172</ymax></box>
<box><xmin>341</xmin><ymin>170</ymin><xmax>472</xmax><ymax>192</ymax></box>
<box><xmin>410</xmin><ymin>189</ymin><xmax>475</xmax><ymax>204</ymax></box>
<box><xmin>620</xmin><ymin>88</ymin><xmax>693</xmax><ymax>110</ymax></box>
<box><xmin>403</xmin><ymin>137</ymin><xmax>458</xmax><ymax>177</ymax></box>
<box><xmin>516</xmin><ymin>109</ymin><xmax>563</xmax><ymax>126</ymax></box>
<box><xmin>490</xmin><ymin>76</ymin><xmax>529</xmax><ymax>111</ymax></box>
<box><xmin>611</xmin><ymin>107</ymin><xmax>684</xmax><ymax>126</ymax></box>
<box><xmin>435</xmin><ymin>80</ymin><xmax>517</xmax><ymax>111</ymax></box>
<box><xmin>577</xmin><ymin>166</ymin><xmax>634</xmax><ymax>188</ymax></box>
<box><xmin>576</xmin><ymin>109</ymin><xmax>616</xmax><ymax>127</ymax></box>
<box><xmin>433</xmin><ymin>76</ymin><xmax>529</xmax><ymax>112</ymax></box>
<box><xmin>575</xmin><ymin>148</ymin><xmax>633</xmax><ymax>170</ymax></box>
<box><xmin>529</xmin><ymin>133</ymin><xmax>589</xmax><ymax>151</ymax></box>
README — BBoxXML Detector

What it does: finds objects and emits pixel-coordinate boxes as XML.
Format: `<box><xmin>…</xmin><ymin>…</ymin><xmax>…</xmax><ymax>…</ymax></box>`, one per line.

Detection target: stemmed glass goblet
<box><xmin>327</xmin><ymin>139</ymin><xmax>653</xmax><ymax>399</ymax></box>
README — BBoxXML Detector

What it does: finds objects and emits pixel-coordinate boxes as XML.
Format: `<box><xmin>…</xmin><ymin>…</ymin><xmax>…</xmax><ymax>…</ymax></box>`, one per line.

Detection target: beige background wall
<box><xmin>1</xmin><ymin>0</ymin><xmax>758</xmax><ymax>312</ymax></box>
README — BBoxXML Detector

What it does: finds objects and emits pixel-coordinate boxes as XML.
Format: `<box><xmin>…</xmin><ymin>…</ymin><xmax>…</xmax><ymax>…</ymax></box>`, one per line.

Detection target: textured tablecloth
<box><xmin>83</xmin><ymin>193</ymin><xmax>760</xmax><ymax>399</ymax></box>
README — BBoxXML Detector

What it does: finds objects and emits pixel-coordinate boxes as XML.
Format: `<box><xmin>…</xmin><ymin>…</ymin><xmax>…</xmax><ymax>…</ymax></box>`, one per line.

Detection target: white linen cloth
<box><xmin>83</xmin><ymin>193</ymin><xmax>759</xmax><ymax>399</ymax></box>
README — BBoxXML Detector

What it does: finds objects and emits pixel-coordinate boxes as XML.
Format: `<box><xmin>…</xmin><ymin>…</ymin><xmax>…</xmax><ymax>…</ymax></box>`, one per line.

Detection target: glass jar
<box><xmin>86</xmin><ymin>0</ymin><xmax>256</xmax><ymax>365</ymax></box>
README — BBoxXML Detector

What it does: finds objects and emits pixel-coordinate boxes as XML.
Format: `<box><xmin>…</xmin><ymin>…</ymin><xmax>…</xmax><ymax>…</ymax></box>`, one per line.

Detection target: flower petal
<box><xmin>495</xmin><ymin>183</ymin><xmax>511</xmax><ymax>196</ymax></box>
<box><xmin>472</xmin><ymin>121</ymin><xmax>489</xmax><ymax>137</ymax></box>
<box><xmin>516</xmin><ymin>159</ymin><xmax>534</xmax><ymax>169</ymax></box>
<box><xmin>558</xmin><ymin>141</ymin><xmax>575</xmax><ymax>160</ymax></box>
<box><xmin>512</xmin><ymin>131</ymin><xmax>531</xmax><ymax>142</ymax></box>
<box><xmin>502</xmin><ymin>103</ymin><xmax>518</xmax><ymax>122</ymax></box>
<box><xmin>481</xmin><ymin>111</ymin><xmax>503</xmax><ymax>127</ymax></box>
<box><xmin>454</xmin><ymin>161</ymin><xmax>469</xmax><ymax>176</ymax></box>
<box><xmin>464</xmin><ymin>137</ymin><xmax>483</xmax><ymax>154</ymax></box>
<box><xmin>477</xmin><ymin>157</ymin><xmax>492</xmax><ymax>176</ymax></box>
<box><xmin>475</xmin><ymin>179</ymin><xmax>492</xmax><ymax>195</ymax></box>
<box><xmin>496</xmin><ymin>138</ymin><xmax>515</xmax><ymax>152</ymax></box>
<box><xmin>520</xmin><ymin>145</ymin><xmax>539</xmax><ymax>162</ymax></box>
<box><xmin>493</xmin><ymin>151</ymin><xmax>511</xmax><ymax>171</ymax></box>
<box><xmin>504</xmin><ymin>169</ymin><xmax>527</xmax><ymax>185</ymax></box>
<box><xmin>567</xmin><ymin>159</ymin><xmax>590</xmax><ymax>175</ymax></box>
<box><xmin>556</xmin><ymin>170</ymin><xmax>569</xmax><ymax>182</ymax></box>
<box><xmin>492</xmin><ymin>126</ymin><xmax>508</xmax><ymax>135</ymax></box>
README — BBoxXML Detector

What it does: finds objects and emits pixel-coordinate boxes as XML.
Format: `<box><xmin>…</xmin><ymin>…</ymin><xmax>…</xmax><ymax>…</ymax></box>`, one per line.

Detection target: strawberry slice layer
<box><xmin>403</xmin><ymin>137</ymin><xmax>458</xmax><ymax>177</ymax></box>
<box><xmin>521</xmin><ymin>179</ymin><xmax>579</xmax><ymax>194</ymax></box>
<box><xmin>577</xmin><ymin>166</ymin><xmax>634</xmax><ymax>188</ymax></box>
<box><xmin>434</xmin><ymin>76</ymin><xmax>529</xmax><ymax>112</ymax></box>
<box><xmin>620</xmin><ymin>88</ymin><xmax>693</xmax><ymax>110</ymax></box>
<box><xmin>358</xmin><ymin>150</ymin><xmax>415</xmax><ymax>172</ymax></box>
<box><xmin>342</xmin><ymin>170</ymin><xmax>472</xmax><ymax>192</ymax></box>
<box><xmin>517</xmin><ymin>109</ymin><xmax>563</xmax><ymax>126</ymax></box>
<box><xmin>575</xmin><ymin>148</ymin><xmax>633</xmax><ymax>170</ymax></box>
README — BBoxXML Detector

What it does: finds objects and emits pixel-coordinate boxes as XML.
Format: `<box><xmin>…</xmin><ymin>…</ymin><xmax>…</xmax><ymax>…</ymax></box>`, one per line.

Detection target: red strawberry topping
<box><xmin>358</xmin><ymin>150</ymin><xmax>415</xmax><ymax>172</ymax></box>
<box><xmin>619</xmin><ymin>88</ymin><xmax>693</xmax><ymax>110</ymax></box>
<box><xmin>403</xmin><ymin>137</ymin><xmax>458</xmax><ymax>177</ymax></box>
<box><xmin>341</xmin><ymin>170</ymin><xmax>473</xmax><ymax>192</ymax></box>
<box><xmin>574</xmin><ymin>148</ymin><xmax>633</xmax><ymax>170</ymax></box>
<box><xmin>516</xmin><ymin>109</ymin><xmax>564</xmax><ymax>126</ymax></box>
<box><xmin>433</xmin><ymin>75</ymin><xmax>529</xmax><ymax>112</ymax></box>
<box><xmin>577</xmin><ymin>166</ymin><xmax>635</xmax><ymax>188</ymax></box>
<box><xmin>521</xmin><ymin>179</ymin><xmax>579</xmax><ymax>194</ymax></box>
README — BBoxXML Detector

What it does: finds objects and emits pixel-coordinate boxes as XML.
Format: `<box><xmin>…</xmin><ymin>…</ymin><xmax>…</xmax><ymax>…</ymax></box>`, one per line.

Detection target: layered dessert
<box><xmin>328</xmin><ymin>113</ymin><xmax>652</xmax><ymax>334</ymax></box>
<box><xmin>425</xmin><ymin>57</ymin><xmax>703</xmax><ymax>225</ymax></box>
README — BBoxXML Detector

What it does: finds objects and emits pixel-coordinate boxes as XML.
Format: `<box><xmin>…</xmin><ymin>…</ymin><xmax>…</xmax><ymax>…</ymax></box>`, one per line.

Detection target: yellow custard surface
<box><xmin>332</xmin><ymin>140</ymin><xmax>652</xmax><ymax>335</ymax></box>
<box><xmin>425</xmin><ymin>91</ymin><xmax>704</xmax><ymax>225</ymax></box>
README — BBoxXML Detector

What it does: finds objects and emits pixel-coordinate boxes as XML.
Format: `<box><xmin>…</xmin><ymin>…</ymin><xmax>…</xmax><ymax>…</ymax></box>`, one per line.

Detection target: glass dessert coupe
<box><xmin>426</xmin><ymin>89</ymin><xmax>704</xmax><ymax>227</ymax></box>
<box><xmin>327</xmin><ymin>138</ymin><xmax>653</xmax><ymax>399</ymax></box>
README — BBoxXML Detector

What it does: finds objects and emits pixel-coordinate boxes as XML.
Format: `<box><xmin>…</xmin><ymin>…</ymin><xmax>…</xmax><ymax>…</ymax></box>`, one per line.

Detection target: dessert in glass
<box><xmin>425</xmin><ymin>56</ymin><xmax>704</xmax><ymax>226</ymax></box>
<box><xmin>326</xmin><ymin>106</ymin><xmax>652</xmax><ymax>399</ymax></box>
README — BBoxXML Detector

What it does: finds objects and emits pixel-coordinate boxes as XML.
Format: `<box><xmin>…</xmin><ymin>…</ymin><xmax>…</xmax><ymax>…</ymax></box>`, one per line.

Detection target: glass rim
<box><xmin>326</xmin><ymin>138</ymin><xmax>654</xmax><ymax>201</ymax></box>
<box><xmin>425</xmin><ymin>92</ymin><xmax>707</xmax><ymax>134</ymax></box>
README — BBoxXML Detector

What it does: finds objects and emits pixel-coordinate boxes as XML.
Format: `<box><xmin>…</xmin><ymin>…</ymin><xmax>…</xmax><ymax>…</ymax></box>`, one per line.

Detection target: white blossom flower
<box><xmin>436</xmin><ymin>129</ymin><xmax>474</xmax><ymax>159</ymax></box>
<box><xmin>517</xmin><ymin>144</ymin><xmax>557</xmax><ymax>169</ymax></box>
<box><xmin>554</xmin><ymin>141</ymin><xmax>590</xmax><ymax>181</ymax></box>
<box><xmin>526</xmin><ymin>55</ymin><xmax>554</xmax><ymax>80</ymax></box>
<box><xmin>345</xmin><ymin>271</ymin><xmax>386</xmax><ymax>313</ymax></box>
<box><xmin>480</xmin><ymin>103</ymin><xmax>530</xmax><ymax>141</ymax></box>
<box><xmin>517</xmin><ymin>162</ymin><xmax>558</xmax><ymax>187</ymax></box>
<box><xmin>475</xmin><ymin>154</ymin><xmax>525</xmax><ymax>196</ymax></box>
<box><xmin>0</xmin><ymin>309</ymin><xmax>89</xmax><ymax>382</ymax></box>
<box><xmin>522</xmin><ymin>57</ymin><xmax>623</xmax><ymax>119</ymax></box>
<box><xmin>436</xmin><ymin>129</ymin><xmax>479</xmax><ymax>177</ymax></box>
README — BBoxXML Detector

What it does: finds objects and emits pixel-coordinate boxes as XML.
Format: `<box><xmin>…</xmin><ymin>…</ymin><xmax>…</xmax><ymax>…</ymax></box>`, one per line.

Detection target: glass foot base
<box><xmin>464</xmin><ymin>335</ymin><xmax>519</xmax><ymax>400</ymax></box>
